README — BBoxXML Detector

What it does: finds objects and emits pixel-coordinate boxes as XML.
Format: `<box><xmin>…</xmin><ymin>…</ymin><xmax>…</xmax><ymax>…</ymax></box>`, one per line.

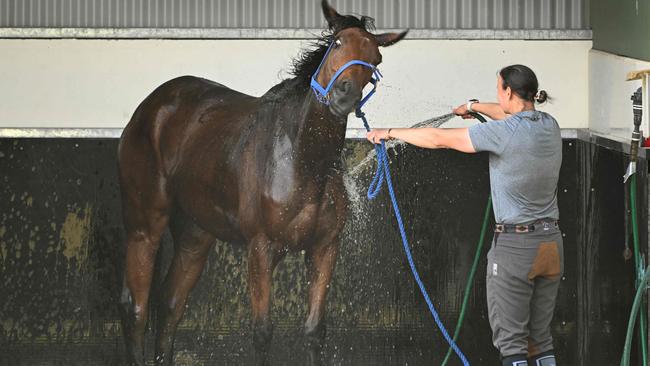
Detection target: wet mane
<box><xmin>289</xmin><ymin>15</ymin><xmax>375</xmax><ymax>84</ymax></box>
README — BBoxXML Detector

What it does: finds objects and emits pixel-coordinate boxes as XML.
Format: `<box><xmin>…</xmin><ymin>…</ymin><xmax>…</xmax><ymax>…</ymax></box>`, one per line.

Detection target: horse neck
<box><xmin>291</xmin><ymin>88</ymin><xmax>348</xmax><ymax>173</ymax></box>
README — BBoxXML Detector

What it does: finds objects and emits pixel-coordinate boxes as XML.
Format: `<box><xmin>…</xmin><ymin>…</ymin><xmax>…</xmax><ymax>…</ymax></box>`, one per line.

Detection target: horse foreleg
<box><xmin>247</xmin><ymin>235</ymin><xmax>282</xmax><ymax>366</ymax></box>
<box><xmin>304</xmin><ymin>238</ymin><xmax>340</xmax><ymax>366</ymax></box>
<box><xmin>154</xmin><ymin>220</ymin><xmax>215</xmax><ymax>365</ymax></box>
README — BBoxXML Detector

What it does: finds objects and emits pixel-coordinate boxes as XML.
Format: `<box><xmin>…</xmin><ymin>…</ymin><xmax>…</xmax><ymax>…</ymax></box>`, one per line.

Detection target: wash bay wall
<box><xmin>0</xmin><ymin>136</ymin><xmax>645</xmax><ymax>365</ymax></box>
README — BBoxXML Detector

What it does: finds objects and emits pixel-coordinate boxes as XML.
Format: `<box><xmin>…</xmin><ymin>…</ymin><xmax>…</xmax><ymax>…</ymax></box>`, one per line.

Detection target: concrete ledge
<box><xmin>0</xmin><ymin>128</ymin><xmax>123</xmax><ymax>139</ymax></box>
<box><xmin>3</xmin><ymin>127</ymin><xmax>644</xmax><ymax>158</ymax></box>
<box><xmin>0</xmin><ymin>127</ymin><xmax>581</xmax><ymax>139</ymax></box>
<box><xmin>576</xmin><ymin>129</ymin><xmax>647</xmax><ymax>159</ymax></box>
<box><xmin>0</xmin><ymin>126</ymin><xmax>591</xmax><ymax>141</ymax></box>
<box><xmin>0</xmin><ymin>27</ymin><xmax>593</xmax><ymax>40</ymax></box>
<box><xmin>346</xmin><ymin>128</ymin><xmax>580</xmax><ymax>140</ymax></box>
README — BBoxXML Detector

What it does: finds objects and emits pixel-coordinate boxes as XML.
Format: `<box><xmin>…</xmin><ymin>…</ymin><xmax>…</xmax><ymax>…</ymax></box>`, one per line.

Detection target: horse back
<box><xmin>119</xmin><ymin>75</ymin><xmax>259</xmax><ymax>242</ymax></box>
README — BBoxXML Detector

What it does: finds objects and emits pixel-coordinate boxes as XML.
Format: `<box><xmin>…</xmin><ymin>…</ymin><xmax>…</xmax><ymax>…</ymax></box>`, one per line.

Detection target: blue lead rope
<box><xmin>356</xmin><ymin>108</ymin><xmax>470</xmax><ymax>366</ymax></box>
<box><xmin>308</xmin><ymin>38</ymin><xmax>469</xmax><ymax>363</ymax></box>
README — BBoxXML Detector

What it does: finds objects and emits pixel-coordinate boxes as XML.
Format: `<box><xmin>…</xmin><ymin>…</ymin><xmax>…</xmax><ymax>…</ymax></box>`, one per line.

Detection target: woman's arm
<box><xmin>366</xmin><ymin>127</ymin><xmax>475</xmax><ymax>153</ymax></box>
<box><xmin>453</xmin><ymin>102</ymin><xmax>508</xmax><ymax>120</ymax></box>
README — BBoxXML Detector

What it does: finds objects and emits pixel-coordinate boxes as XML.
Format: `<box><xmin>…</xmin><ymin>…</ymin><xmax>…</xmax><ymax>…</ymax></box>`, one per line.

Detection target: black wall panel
<box><xmin>0</xmin><ymin>138</ymin><xmax>645</xmax><ymax>365</ymax></box>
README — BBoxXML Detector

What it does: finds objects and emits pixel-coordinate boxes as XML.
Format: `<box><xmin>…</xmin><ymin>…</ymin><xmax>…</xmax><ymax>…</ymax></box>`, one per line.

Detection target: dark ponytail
<box><xmin>499</xmin><ymin>64</ymin><xmax>550</xmax><ymax>104</ymax></box>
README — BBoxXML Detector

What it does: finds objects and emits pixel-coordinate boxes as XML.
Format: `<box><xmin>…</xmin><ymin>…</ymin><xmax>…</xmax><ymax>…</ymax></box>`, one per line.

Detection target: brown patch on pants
<box><xmin>527</xmin><ymin>337</ymin><xmax>540</xmax><ymax>357</ymax></box>
<box><xmin>528</xmin><ymin>242</ymin><xmax>561</xmax><ymax>281</ymax></box>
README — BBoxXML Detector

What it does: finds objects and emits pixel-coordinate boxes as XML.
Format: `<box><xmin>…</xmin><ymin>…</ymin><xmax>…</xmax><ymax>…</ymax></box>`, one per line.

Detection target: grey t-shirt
<box><xmin>468</xmin><ymin>110</ymin><xmax>562</xmax><ymax>224</ymax></box>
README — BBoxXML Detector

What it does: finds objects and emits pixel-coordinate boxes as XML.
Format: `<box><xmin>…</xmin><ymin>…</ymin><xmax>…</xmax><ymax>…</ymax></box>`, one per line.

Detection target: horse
<box><xmin>117</xmin><ymin>1</ymin><xmax>407</xmax><ymax>365</ymax></box>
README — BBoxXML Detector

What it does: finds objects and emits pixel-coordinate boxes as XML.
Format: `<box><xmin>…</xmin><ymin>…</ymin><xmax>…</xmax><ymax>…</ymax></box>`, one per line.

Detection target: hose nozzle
<box><xmin>626</xmin><ymin>87</ymin><xmax>644</xmax><ymax>180</ymax></box>
<box><xmin>632</xmin><ymin>87</ymin><xmax>643</xmax><ymax>130</ymax></box>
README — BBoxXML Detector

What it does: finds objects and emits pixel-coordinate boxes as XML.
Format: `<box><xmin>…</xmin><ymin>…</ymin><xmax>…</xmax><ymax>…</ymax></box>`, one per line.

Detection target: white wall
<box><xmin>0</xmin><ymin>39</ymin><xmax>591</xmax><ymax>130</ymax></box>
<box><xmin>589</xmin><ymin>49</ymin><xmax>650</xmax><ymax>141</ymax></box>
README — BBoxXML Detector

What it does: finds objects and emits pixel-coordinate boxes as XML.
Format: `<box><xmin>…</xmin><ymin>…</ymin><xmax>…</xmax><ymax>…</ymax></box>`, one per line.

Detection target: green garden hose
<box><xmin>441</xmin><ymin>112</ymin><xmax>491</xmax><ymax>366</ymax></box>
<box><xmin>623</xmin><ymin>85</ymin><xmax>647</xmax><ymax>366</ymax></box>
<box><xmin>441</xmin><ymin>196</ymin><xmax>492</xmax><ymax>366</ymax></box>
<box><xmin>621</xmin><ymin>262</ymin><xmax>650</xmax><ymax>366</ymax></box>
<box><xmin>623</xmin><ymin>172</ymin><xmax>648</xmax><ymax>366</ymax></box>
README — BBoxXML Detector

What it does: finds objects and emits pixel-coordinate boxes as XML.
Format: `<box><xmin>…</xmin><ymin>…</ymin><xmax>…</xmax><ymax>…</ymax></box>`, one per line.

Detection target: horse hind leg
<box><xmin>120</xmin><ymin>204</ymin><xmax>170</xmax><ymax>366</ymax></box>
<box><xmin>154</xmin><ymin>215</ymin><xmax>215</xmax><ymax>365</ymax></box>
<box><xmin>118</xmin><ymin>133</ymin><xmax>171</xmax><ymax>366</ymax></box>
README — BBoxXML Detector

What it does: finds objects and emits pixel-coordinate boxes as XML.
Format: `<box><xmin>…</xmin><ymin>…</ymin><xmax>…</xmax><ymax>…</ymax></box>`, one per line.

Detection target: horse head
<box><xmin>316</xmin><ymin>0</ymin><xmax>408</xmax><ymax>117</ymax></box>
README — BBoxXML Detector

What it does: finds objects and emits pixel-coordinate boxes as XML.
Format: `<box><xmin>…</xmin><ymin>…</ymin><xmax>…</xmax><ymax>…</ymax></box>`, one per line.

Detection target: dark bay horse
<box><xmin>117</xmin><ymin>1</ymin><xmax>406</xmax><ymax>365</ymax></box>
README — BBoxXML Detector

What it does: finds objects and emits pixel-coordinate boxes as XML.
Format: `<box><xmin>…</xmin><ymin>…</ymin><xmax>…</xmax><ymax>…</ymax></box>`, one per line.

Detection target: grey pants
<box><xmin>486</xmin><ymin>227</ymin><xmax>564</xmax><ymax>358</ymax></box>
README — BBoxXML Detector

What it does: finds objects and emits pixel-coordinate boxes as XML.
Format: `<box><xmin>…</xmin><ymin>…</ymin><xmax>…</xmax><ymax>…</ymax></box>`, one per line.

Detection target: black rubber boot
<box><xmin>502</xmin><ymin>353</ymin><xmax>529</xmax><ymax>366</ymax></box>
<box><xmin>528</xmin><ymin>350</ymin><xmax>557</xmax><ymax>366</ymax></box>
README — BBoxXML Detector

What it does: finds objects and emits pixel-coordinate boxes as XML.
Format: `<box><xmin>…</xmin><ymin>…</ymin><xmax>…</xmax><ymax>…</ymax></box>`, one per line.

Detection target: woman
<box><xmin>367</xmin><ymin>64</ymin><xmax>562</xmax><ymax>366</ymax></box>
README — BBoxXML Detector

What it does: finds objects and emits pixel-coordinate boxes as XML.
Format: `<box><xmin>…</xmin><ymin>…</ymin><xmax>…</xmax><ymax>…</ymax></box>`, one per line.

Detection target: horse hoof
<box><xmin>154</xmin><ymin>353</ymin><xmax>173</xmax><ymax>366</ymax></box>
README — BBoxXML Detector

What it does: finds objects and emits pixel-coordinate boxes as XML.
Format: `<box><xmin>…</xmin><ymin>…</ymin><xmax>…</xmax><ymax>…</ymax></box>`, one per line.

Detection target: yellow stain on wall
<box><xmin>0</xmin><ymin>240</ymin><xmax>6</xmax><ymax>266</ymax></box>
<box><xmin>60</xmin><ymin>204</ymin><xmax>92</xmax><ymax>268</ymax></box>
<box><xmin>3</xmin><ymin>319</ymin><xmax>14</xmax><ymax>334</ymax></box>
<box><xmin>0</xmin><ymin>225</ymin><xmax>6</xmax><ymax>261</ymax></box>
<box><xmin>174</xmin><ymin>350</ymin><xmax>203</xmax><ymax>366</ymax></box>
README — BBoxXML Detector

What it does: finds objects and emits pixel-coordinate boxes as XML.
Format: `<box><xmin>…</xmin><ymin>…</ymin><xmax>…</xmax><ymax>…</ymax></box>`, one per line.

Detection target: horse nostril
<box><xmin>336</xmin><ymin>80</ymin><xmax>352</xmax><ymax>94</ymax></box>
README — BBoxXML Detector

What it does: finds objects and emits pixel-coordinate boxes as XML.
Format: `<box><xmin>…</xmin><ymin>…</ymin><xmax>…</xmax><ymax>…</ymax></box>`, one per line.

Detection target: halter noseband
<box><xmin>310</xmin><ymin>39</ymin><xmax>382</xmax><ymax>110</ymax></box>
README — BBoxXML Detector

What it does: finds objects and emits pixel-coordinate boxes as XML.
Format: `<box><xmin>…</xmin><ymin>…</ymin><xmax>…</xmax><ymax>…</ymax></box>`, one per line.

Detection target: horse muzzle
<box><xmin>328</xmin><ymin>79</ymin><xmax>362</xmax><ymax>117</ymax></box>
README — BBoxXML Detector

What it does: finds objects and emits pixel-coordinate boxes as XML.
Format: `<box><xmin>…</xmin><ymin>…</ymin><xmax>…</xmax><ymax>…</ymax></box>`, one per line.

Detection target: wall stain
<box><xmin>0</xmin><ymin>242</ymin><xmax>6</xmax><ymax>264</ymax></box>
<box><xmin>174</xmin><ymin>350</ymin><xmax>203</xmax><ymax>366</ymax></box>
<box><xmin>60</xmin><ymin>203</ymin><xmax>92</xmax><ymax>269</ymax></box>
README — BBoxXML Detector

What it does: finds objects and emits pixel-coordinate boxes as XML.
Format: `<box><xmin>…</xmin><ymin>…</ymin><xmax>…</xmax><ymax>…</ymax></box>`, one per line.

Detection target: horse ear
<box><xmin>375</xmin><ymin>30</ymin><xmax>409</xmax><ymax>47</ymax></box>
<box><xmin>321</xmin><ymin>0</ymin><xmax>343</xmax><ymax>29</ymax></box>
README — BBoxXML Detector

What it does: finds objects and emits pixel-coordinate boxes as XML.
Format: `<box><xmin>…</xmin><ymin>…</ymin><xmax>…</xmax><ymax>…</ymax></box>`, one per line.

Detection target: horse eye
<box><xmin>335</xmin><ymin>39</ymin><xmax>342</xmax><ymax>47</ymax></box>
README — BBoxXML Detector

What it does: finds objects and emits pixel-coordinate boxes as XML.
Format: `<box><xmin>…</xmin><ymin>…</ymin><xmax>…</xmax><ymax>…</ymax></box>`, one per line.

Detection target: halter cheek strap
<box><xmin>310</xmin><ymin>40</ymin><xmax>382</xmax><ymax>109</ymax></box>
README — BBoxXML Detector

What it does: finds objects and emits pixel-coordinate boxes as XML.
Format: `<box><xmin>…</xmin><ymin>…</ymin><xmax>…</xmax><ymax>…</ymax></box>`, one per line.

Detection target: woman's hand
<box><xmin>455</xmin><ymin>102</ymin><xmax>508</xmax><ymax>120</ymax></box>
<box><xmin>453</xmin><ymin>104</ymin><xmax>476</xmax><ymax>119</ymax></box>
<box><xmin>366</xmin><ymin>128</ymin><xmax>391</xmax><ymax>144</ymax></box>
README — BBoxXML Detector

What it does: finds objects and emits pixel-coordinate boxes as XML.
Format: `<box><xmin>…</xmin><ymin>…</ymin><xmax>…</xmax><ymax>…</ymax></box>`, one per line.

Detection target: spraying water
<box><xmin>346</xmin><ymin>113</ymin><xmax>455</xmax><ymax>177</ymax></box>
<box><xmin>344</xmin><ymin>113</ymin><xmax>456</xmax><ymax>205</ymax></box>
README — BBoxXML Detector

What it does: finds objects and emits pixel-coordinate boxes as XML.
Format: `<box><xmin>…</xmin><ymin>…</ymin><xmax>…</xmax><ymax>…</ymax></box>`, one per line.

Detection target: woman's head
<box><xmin>496</xmin><ymin>64</ymin><xmax>548</xmax><ymax>113</ymax></box>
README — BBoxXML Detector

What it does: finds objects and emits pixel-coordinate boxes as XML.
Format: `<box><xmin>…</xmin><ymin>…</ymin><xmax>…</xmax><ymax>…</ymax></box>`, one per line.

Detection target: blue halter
<box><xmin>310</xmin><ymin>40</ymin><xmax>382</xmax><ymax>109</ymax></box>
